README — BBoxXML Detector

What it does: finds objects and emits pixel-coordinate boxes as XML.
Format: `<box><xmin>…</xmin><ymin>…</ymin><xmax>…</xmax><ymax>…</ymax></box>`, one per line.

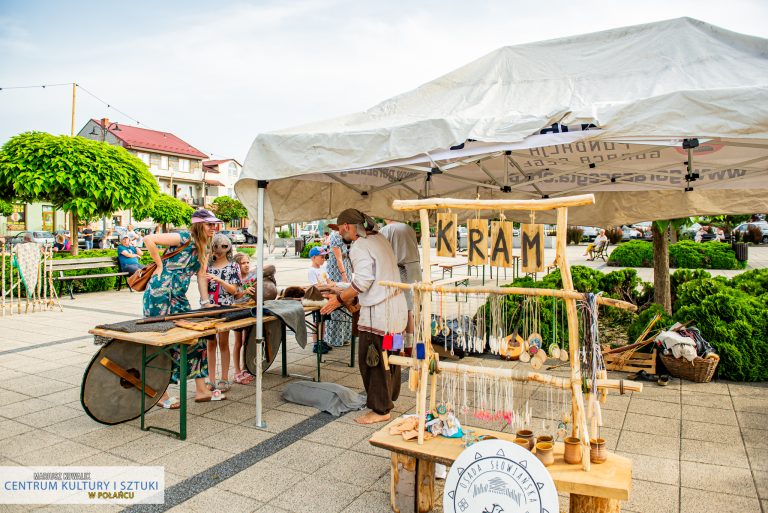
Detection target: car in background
<box><xmin>9</xmin><ymin>231</ymin><xmax>55</xmax><ymax>245</ymax></box>
<box><xmin>219</xmin><ymin>229</ymin><xmax>246</xmax><ymax>244</ymax></box>
<box><xmin>580</xmin><ymin>226</ymin><xmax>599</xmax><ymax>242</ymax></box>
<box><xmin>241</xmin><ymin>228</ymin><xmax>258</xmax><ymax>244</ymax></box>
<box><xmin>299</xmin><ymin>223</ymin><xmax>319</xmax><ymax>239</ymax></box>
<box><xmin>732</xmin><ymin>221</ymin><xmax>768</xmax><ymax>243</ymax></box>
<box><xmin>621</xmin><ymin>226</ymin><xmax>643</xmax><ymax>241</ymax></box>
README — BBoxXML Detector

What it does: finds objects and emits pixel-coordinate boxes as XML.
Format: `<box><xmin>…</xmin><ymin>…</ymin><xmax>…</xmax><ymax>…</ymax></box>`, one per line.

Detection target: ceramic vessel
<box><xmin>516</xmin><ymin>429</ymin><xmax>535</xmax><ymax>450</ymax></box>
<box><xmin>513</xmin><ymin>438</ymin><xmax>530</xmax><ymax>450</ymax></box>
<box><xmin>537</xmin><ymin>435</ymin><xmax>553</xmax><ymax>445</ymax></box>
<box><xmin>590</xmin><ymin>437</ymin><xmax>607</xmax><ymax>464</ymax></box>
<box><xmin>535</xmin><ymin>442</ymin><xmax>554</xmax><ymax>466</ymax></box>
<box><xmin>564</xmin><ymin>436</ymin><xmax>582</xmax><ymax>464</ymax></box>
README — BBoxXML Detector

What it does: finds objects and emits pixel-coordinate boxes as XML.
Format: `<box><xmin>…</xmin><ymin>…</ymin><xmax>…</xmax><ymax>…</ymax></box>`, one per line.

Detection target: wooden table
<box><xmin>88</xmin><ymin>307</ymin><xmax>322</xmax><ymax>440</ymax></box>
<box><xmin>370</xmin><ymin>419</ymin><xmax>632</xmax><ymax>513</ymax></box>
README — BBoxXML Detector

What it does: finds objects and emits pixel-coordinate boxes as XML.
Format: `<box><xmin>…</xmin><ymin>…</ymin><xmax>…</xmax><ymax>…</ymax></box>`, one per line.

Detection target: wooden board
<box><xmin>435</xmin><ymin>213</ymin><xmax>458</xmax><ymax>257</ymax></box>
<box><xmin>490</xmin><ymin>220</ymin><xmax>514</xmax><ymax>268</ymax></box>
<box><xmin>369</xmin><ymin>419</ymin><xmax>632</xmax><ymax>501</ymax></box>
<box><xmin>173</xmin><ymin>318</ymin><xmax>225</xmax><ymax>331</ymax></box>
<box><xmin>466</xmin><ymin>219</ymin><xmax>488</xmax><ymax>266</ymax></box>
<box><xmin>605</xmin><ymin>349</ymin><xmax>657</xmax><ymax>374</ymax></box>
<box><xmin>520</xmin><ymin>223</ymin><xmax>546</xmax><ymax>273</ymax></box>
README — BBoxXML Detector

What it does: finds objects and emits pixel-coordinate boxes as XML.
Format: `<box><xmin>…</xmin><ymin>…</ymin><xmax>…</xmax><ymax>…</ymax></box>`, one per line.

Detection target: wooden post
<box><xmin>417</xmin><ymin>208</ymin><xmax>431</xmax><ymax>445</ymax></box>
<box><xmin>557</xmin><ymin>207</ymin><xmax>590</xmax><ymax>471</ymax></box>
<box><xmin>570</xmin><ymin>494</ymin><xmax>621</xmax><ymax>513</ymax></box>
<box><xmin>416</xmin><ymin>459</ymin><xmax>435</xmax><ymax>513</ymax></box>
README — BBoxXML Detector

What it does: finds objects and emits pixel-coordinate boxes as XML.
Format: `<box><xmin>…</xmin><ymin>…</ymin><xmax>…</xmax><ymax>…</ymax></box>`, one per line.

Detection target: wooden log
<box><xmin>392</xmin><ymin>194</ymin><xmax>596</xmax><ymax>212</ymax></box>
<box><xmin>416</xmin><ymin>459</ymin><xmax>435</xmax><ymax>513</ymax></box>
<box><xmin>390</xmin><ymin>453</ymin><xmax>400</xmax><ymax>513</ymax></box>
<box><xmin>377</xmin><ymin>281</ymin><xmax>637</xmax><ymax>312</ymax></box>
<box><xmin>417</xmin><ymin>208</ymin><xmax>432</xmax><ymax>445</ymax></box>
<box><xmin>570</xmin><ymin>494</ymin><xmax>621</xmax><ymax>513</ymax></box>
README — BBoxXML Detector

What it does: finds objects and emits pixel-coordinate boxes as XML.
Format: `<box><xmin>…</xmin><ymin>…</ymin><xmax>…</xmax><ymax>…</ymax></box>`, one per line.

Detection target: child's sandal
<box><xmin>216</xmin><ymin>379</ymin><xmax>232</xmax><ymax>392</ymax></box>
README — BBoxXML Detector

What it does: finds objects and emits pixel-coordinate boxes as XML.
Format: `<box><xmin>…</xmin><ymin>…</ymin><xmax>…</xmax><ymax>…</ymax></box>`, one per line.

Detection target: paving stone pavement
<box><xmin>0</xmin><ymin>244</ymin><xmax>765</xmax><ymax>512</ymax></box>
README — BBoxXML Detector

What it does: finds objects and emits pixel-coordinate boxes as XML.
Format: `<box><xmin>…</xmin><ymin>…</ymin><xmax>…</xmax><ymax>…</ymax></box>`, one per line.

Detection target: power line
<box><xmin>0</xmin><ymin>81</ymin><xmax>236</xmax><ymax>159</ymax></box>
<box><xmin>0</xmin><ymin>82</ymin><xmax>72</xmax><ymax>90</ymax></box>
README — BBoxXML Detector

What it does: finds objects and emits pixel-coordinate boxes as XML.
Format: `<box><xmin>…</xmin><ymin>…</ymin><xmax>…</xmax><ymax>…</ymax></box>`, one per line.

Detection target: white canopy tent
<box><xmin>235</xmin><ymin>17</ymin><xmax>768</xmax><ymax>426</ymax></box>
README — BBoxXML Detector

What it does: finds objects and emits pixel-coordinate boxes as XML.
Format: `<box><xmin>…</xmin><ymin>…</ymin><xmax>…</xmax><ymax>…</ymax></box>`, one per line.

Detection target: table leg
<box><xmin>415</xmin><ymin>458</ymin><xmax>435</xmax><ymax>513</ymax></box>
<box><xmin>281</xmin><ymin>322</ymin><xmax>288</xmax><ymax>377</ymax></box>
<box><xmin>179</xmin><ymin>343</ymin><xmax>187</xmax><ymax>440</ymax></box>
<box><xmin>315</xmin><ymin>311</ymin><xmax>323</xmax><ymax>382</ymax></box>
<box><xmin>391</xmin><ymin>453</ymin><xmax>401</xmax><ymax>513</ymax></box>
<box><xmin>140</xmin><ymin>345</ymin><xmax>147</xmax><ymax>432</ymax></box>
<box><xmin>569</xmin><ymin>494</ymin><xmax>621</xmax><ymax>513</ymax></box>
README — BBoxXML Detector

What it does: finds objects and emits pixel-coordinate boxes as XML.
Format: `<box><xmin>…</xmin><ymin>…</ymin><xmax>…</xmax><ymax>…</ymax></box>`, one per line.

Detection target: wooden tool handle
<box><xmin>100</xmin><ymin>357</ymin><xmax>157</xmax><ymax>398</ymax></box>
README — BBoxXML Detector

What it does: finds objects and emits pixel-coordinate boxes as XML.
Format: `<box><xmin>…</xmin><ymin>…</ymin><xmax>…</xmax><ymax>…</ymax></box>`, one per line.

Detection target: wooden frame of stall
<box><xmin>383</xmin><ymin>194</ymin><xmax>640</xmax><ymax>473</ymax></box>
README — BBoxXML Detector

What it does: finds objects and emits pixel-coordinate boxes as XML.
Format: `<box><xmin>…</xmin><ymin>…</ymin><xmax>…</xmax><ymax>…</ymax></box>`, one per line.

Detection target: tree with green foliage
<box><xmin>133</xmin><ymin>193</ymin><xmax>194</xmax><ymax>232</ymax></box>
<box><xmin>0</xmin><ymin>132</ymin><xmax>158</xmax><ymax>255</ymax></box>
<box><xmin>211</xmin><ymin>196</ymin><xmax>247</xmax><ymax>225</ymax></box>
<box><xmin>0</xmin><ymin>199</ymin><xmax>12</xmax><ymax>217</ymax></box>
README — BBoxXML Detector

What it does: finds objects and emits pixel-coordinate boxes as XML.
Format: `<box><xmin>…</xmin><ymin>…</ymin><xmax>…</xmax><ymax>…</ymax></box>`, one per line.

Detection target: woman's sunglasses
<box><xmin>214</xmin><ymin>244</ymin><xmax>230</xmax><ymax>249</ymax></box>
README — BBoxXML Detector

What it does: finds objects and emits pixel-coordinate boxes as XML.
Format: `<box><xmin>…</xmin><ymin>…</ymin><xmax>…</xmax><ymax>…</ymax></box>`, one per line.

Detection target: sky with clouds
<box><xmin>1</xmin><ymin>0</ymin><xmax>767</xmax><ymax>161</ymax></box>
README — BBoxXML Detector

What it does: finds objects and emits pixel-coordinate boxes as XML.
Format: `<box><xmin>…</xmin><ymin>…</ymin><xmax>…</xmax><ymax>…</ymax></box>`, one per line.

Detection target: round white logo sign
<box><xmin>443</xmin><ymin>439</ymin><xmax>559</xmax><ymax>513</ymax></box>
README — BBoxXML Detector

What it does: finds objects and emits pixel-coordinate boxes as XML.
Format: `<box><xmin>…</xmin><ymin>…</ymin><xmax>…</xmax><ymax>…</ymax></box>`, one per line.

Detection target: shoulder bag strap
<box><xmin>160</xmin><ymin>239</ymin><xmax>192</xmax><ymax>261</ymax></box>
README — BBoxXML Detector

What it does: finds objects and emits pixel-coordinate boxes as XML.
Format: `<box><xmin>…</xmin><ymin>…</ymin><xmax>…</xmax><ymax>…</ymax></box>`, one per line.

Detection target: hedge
<box><xmin>300</xmin><ymin>242</ymin><xmax>323</xmax><ymax>259</ymax></box>
<box><xmin>608</xmin><ymin>240</ymin><xmax>745</xmax><ymax>269</ymax></box>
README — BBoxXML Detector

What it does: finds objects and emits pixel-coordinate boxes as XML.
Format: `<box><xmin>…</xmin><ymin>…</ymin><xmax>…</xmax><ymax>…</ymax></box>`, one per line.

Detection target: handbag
<box><xmin>127</xmin><ymin>240</ymin><xmax>191</xmax><ymax>292</ymax></box>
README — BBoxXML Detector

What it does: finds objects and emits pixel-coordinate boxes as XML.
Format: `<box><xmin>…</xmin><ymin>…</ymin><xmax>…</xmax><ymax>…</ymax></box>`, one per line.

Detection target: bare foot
<box><xmin>354</xmin><ymin>411</ymin><xmax>391</xmax><ymax>424</ymax></box>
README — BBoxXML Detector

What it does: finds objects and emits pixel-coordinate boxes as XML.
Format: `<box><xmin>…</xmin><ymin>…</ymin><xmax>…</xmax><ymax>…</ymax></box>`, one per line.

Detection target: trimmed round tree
<box><xmin>211</xmin><ymin>196</ymin><xmax>247</xmax><ymax>226</ymax></box>
<box><xmin>0</xmin><ymin>131</ymin><xmax>159</xmax><ymax>255</ymax></box>
<box><xmin>133</xmin><ymin>193</ymin><xmax>194</xmax><ymax>232</ymax></box>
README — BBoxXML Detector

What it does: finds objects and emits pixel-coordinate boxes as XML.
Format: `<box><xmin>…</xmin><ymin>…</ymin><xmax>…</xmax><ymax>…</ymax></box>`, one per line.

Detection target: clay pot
<box><xmin>537</xmin><ymin>435</ymin><xmax>553</xmax><ymax>445</ymax></box>
<box><xmin>514</xmin><ymin>438</ymin><xmax>530</xmax><ymax>450</ymax></box>
<box><xmin>515</xmin><ymin>429</ymin><xmax>535</xmax><ymax>450</ymax></box>
<box><xmin>564</xmin><ymin>436</ymin><xmax>582</xmax><ymax>464</ymax></box>
<box><xmin>590</xmin><ymin>437</ymin><xmax>607</xmax><ymax>464</ymax></box>
<box><xmin>535</xmin><ymin>442</ymin><xmax>554</xmax><ymax>466</ymax></box>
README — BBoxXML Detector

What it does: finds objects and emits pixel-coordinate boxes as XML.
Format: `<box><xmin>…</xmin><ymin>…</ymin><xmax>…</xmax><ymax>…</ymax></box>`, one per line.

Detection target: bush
<box><xmin>670</xmin><ymin>268</ymin><xmax>711</xmax><ymax>305</ymax></box>
<box><xmin>729</xmin><ymin>268</ymin><xmax>768</xmax><ymax>300</ymax></box>
<box><xmin>674</xmin><ymin>288</ymin><xmax>768</xmax><ymax>381</ymax></box>
<box><xmin>746</xmin><ymin>225</ymin><xmax>764</xmax><ymax>244</ymax></box>
<box><xmin>608</xmin><ymin>240</ymin><xmax>744</xmax><ymax>270</ymax></box>
<box><xmin>52</xmin><ymin>249</ymin><xmax>121</xmax><ymax>293</ymax></box>
<box><xmin>277</xmin><ymin>230</ymin><xmax>292</xmax><ymax>239</ymax></box>
<box><xmin>237</xmin><ymin>247</ymin><xmax>256</xmax><ymax>257</ymax></box>
<box><xmin>607</xmin><ymin>240</ymin><xmax>653</xmax><ymax>267</ymax></box>
<box><xmin>605</xmin><ymin>227</ymin><xmax>623</xmax><ymax>244</ymax></box>
<box><xmin>300</xmin><ymin>242</ymin><xmax>322</xmax><ymax>259</ymax></box>
<box><xmin>566</xmin><ymin>226</ymin><xmax>583</xmax><ymax>245</ymax></box>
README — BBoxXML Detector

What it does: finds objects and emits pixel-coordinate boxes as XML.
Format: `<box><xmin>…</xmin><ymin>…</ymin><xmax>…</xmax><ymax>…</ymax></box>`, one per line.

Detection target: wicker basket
<box><xmin>659</xmin><ymin>353</ymin><xmax>719</xmax><ymax>383</ymax></box>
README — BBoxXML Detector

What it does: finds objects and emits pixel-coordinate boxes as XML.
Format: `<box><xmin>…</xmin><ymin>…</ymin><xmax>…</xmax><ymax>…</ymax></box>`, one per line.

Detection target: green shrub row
<box><xmin>300</xmin><ymin>242</ymin><xmax>323</xmax><ymax>259</ymax></box>
<box><xmin>608</xmin><ymin>240</ymin><xmax>745</xmax><ymax>269</ymax></box>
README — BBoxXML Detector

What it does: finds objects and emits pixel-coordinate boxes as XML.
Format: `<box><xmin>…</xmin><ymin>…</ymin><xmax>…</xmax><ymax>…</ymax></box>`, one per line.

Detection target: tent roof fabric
<box><xmin>236</xmin><ymin>18</ymin><xmax>768</xmax><ymax>234</ymax></box>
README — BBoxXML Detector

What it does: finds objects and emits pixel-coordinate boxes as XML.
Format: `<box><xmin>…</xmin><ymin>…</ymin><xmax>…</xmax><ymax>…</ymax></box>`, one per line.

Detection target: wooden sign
<box><xmin>467</xmin><ymin>219</ymin><xmax>488</xmax><ymax>266</ymax></box>
<box><xmin>436</xmin><ymin>213</ymin><xmax>458</xmax><ymax>257</ymax></box>
<box><xmin>520</xmin><ymin>223</ymin><xmax>545</xmax><ymax>273</ymax></box>
<box><xmin>490</xmin><ymin>221</ymin><xmax>514</xmax><ymax>268</ymax></box>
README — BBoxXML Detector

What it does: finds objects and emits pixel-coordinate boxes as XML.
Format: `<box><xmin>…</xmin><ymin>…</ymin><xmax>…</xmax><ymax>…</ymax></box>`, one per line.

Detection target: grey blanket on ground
<box><xmin>281</xmin><ymin>381</ymin><xmax>366</xmax><ymax>417</ymax></box>
<box><xmin>258</xmin><ymin>299</ymin><xmax>308</xmax><ymax>348</ymax></box>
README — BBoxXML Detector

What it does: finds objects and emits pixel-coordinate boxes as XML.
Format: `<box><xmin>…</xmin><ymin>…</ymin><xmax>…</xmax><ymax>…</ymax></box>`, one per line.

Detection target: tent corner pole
<box><xmin>255</xmin><ymin>180</ymin><xmax>268</xmax><ymax>429</ymax></box>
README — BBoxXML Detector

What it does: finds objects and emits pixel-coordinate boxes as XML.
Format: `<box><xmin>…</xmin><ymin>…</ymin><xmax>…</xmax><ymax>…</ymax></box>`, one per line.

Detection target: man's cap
<box><xmin>191</xmin><ymin>208</ymin><xmax>223</xmax><ymax>224</ymax></box>
<box><xmin>328</xmin><ymin>209</ymin><xmax>376</xmax><ymax>231</ymax></box>
<box><xmin>308</xmin><ymin>246</ymin><xmax>327</xmax><ymax>257</ymax></box>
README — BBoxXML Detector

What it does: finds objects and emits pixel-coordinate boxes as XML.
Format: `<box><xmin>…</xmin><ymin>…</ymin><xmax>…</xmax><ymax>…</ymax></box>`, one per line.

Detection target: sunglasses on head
<box><xmin>214</xmin><ymin>243</ymin><xmax>230</xmax><ymax>249</ymax></box>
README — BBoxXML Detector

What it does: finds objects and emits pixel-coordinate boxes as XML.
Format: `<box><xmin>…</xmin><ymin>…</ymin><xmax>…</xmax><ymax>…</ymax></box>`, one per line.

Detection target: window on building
<box><xmin>42</xmin><ymin>205</ymin><xmax>54</xmax><ymax>232</ymax></box>
<box><xmin>179</xmin><ymin>159</ymin><xmax>190</xmax><ymax>172</ymax></box>
<box><xmin>160</xmin><ymin>156</ymin><xmax>169</xmax><ymax>170</ymax></box>
<box><xmin>137</xmin><ymin>152</ymin><xmax>150</xmax><ymax>165</ymax></box>
<box><xmin>228</xmin><ymin>162</ymin><xmax>239</xmax><ymax>177</ymax></box>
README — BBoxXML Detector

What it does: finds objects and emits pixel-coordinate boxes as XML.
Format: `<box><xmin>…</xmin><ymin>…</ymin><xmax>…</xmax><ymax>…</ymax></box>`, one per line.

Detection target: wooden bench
<box><xmin>370</xmin><ymin>420</ymin><xmax>632</xmax><ymax>513</ymax></box>
<box><xmin>51</xmin><ymin>257</ymin><xmax>130</xmax><ymax>299</ymax></box>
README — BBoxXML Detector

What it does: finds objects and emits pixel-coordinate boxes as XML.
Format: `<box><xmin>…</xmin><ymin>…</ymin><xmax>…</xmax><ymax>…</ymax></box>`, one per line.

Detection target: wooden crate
<box><xmin>605</xmin><ymin>348</ymin><xmax>656</xmax><ymax>374</ymax></box>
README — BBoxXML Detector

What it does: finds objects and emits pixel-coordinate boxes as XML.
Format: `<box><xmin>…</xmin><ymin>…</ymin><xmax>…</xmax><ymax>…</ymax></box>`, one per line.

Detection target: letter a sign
<box><xmin>436</xmin><ymin>213</ymin><xmax>457</xmax><ymax>257</ymax></box>
<box><xmin>490</xmin><ymin>221</ymin><xmax>514</xmax><ymax>268</ymax></box>
<box><xmin>467</xmin><ymin>219</ymin><xmax>488</xmax><ymax>266</ymax></box>
<box><xmin>520</xmin><ymin>224</ymin><xmax>545</xmax><ymax>273</ymax></box>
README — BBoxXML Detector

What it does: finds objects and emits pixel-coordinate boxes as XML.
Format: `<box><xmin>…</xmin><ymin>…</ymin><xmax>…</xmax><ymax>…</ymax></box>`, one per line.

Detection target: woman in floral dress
<box><xmin>143</xmin><ymin>209</ymin><xmax>223</xmax><ymax>408</ymax></box>
<box><xmin>324</xmin><ymin>231</ymin><xmax>353</xmax><ymax>347</ymax></box>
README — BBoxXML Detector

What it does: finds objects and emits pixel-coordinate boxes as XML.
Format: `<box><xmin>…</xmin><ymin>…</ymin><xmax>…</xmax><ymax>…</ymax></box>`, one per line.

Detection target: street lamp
<box><xmin>90</xmin><ymin>118</ymin><xmax>122</xmax><ymax>233</ymax></box>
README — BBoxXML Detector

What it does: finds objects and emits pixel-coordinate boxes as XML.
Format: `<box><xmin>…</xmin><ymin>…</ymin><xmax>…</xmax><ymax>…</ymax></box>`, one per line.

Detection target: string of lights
<box><xmin>0</xmin><ymin>82</ymin><xmax>232</xmax><ymax>159</ymax></box>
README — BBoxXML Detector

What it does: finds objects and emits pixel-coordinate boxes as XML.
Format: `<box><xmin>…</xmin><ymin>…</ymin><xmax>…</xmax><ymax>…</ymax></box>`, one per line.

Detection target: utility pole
<box><xmin>71</xmin><ymin>83</ymin><xmax>76</xmax><ymax>136</ymax></box>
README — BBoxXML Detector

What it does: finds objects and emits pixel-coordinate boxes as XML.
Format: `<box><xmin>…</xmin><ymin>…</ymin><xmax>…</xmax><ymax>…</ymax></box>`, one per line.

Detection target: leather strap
<box><xmin>160</xmin><ymin>239</ymin><xmax>192</xmax><ymax>261</ymax></box>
